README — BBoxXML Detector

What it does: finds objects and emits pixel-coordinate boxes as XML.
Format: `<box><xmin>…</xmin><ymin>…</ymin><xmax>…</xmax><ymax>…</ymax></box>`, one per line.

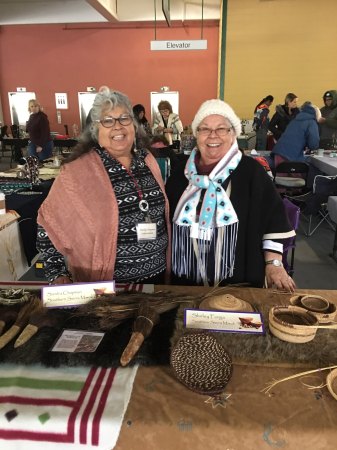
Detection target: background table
<box><xmin>308</xmin><ymin>155</ymin><xmax>337</xmax><ymax>176</ymax></box>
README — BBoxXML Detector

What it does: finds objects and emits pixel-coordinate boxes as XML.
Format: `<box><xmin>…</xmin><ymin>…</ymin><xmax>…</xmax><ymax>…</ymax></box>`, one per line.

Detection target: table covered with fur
<box><xmin>114</xmin><ymin>285</ymin><xmax>337</xmax><ymax>450</ymax></box>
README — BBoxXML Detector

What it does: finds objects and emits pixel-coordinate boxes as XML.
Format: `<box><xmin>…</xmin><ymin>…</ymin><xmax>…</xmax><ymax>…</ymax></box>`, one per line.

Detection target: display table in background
<box><xmin>308</xmin><ymin>154</ymin><xmax>337</xmax><ymax>176</ymax></box>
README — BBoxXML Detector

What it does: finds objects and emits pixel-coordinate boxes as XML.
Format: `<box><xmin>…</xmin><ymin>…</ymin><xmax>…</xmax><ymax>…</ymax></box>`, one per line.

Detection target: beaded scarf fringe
<box><xmin>172</xmin><ymin>223</ymin><xmax>238</xmax><ymax>285</ymax></box>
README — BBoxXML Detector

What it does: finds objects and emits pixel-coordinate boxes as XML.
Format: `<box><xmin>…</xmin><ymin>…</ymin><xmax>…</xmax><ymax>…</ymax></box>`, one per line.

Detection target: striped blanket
<box><xmin>0</xmin><ymin>364</ymin><xmax>138</xmax><ymax>450</ymax></box>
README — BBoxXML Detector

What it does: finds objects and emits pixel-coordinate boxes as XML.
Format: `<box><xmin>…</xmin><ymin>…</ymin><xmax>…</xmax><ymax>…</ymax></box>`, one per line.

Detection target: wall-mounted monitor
<box><xmin>162</xmin><ymin>0</ymin><xmax>171</xmax><ymax>27</ymax></box>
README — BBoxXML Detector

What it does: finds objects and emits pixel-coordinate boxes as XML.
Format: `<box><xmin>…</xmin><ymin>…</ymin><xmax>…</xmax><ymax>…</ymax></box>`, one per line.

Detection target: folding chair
<box><xmin>289</xmin><ymin>175</ymin><xmax>337</xmax><ymax>236</ymax></box>
<box><xmin>282</xmin><ymin>197</ymin><xmax>300</xmax><ymax>276</ymax></box>
<box><xmin>273</xmin><ymin>161</ymin><xmax>310</xmax><ymax>196</ymax></box>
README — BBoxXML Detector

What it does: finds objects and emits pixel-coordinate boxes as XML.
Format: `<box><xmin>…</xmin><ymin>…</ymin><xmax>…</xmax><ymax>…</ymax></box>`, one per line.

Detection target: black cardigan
<box><xmin>165</xmin><ymin>155</ymin><xmax>292</xmax><ymax>287</ymax></box>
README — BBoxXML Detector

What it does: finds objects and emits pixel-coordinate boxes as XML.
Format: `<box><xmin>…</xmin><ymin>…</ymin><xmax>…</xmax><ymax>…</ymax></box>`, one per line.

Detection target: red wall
<box><xmin>0</xmin><ymin>23</ymin><xmax>219</xmax><ymax>133</ymax></box>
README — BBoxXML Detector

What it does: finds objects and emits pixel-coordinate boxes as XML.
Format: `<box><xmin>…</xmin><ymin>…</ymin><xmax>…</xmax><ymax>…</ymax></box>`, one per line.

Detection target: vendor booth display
<box><xmin>1</xmin><ymin>284</ymin><xmax>337</xmax><ymax>450</ymax></box>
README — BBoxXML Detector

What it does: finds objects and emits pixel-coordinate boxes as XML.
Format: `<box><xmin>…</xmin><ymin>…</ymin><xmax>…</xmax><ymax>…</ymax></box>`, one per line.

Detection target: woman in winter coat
<box><xmin>269</xmin><ymin>93</ymin><xmax>299</xmax><ymax>141</ymax></box>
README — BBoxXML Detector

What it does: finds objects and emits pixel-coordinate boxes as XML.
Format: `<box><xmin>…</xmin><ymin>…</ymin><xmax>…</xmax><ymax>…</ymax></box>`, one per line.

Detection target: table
<box><xmin>0</xmin><ymin>212</ymin><xmax>29</xmax><ymax>280</ymax></box>
<box><xmin>0</xmin><ymin>285</ymin><xmax>337</xmax><ymax>450</ymax></box>
<box><xmin>6</xmin><ymin>180</ymin><xmax>53</xmax><ymax>264</ymax></box>
<box><xmin>308</xmin><ymin>154</ymin><xmax>337</xmax><ymax>176</ymax></box>
<box><xmin>2</xmin><ymin>138</ymin><xmax>29</xmax><ymax>167</ymax></box>
<box><xmin>237</xmin><ymin>132</ymin><xmax>256</xmax><ymax>151</ymax></box>
<box><xmin>114</xmin><ymin>285</ymin><xmax>337</xmax><ymax>450</ymax></box>
<box><xmin>2</xmin><ymin>138</ymin><xmax>77</xmax><ymax>166</ymax></box>
<box><xmin>53</xmin><ymin>138</ymin><xmax>78</xmax><ymax>154</ymax></box>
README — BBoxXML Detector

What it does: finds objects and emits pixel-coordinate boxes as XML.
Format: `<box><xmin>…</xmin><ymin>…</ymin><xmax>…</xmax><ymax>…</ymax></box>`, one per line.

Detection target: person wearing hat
<box><xmin>165</xmin><ymin>99</ymin><xmax>296</xmax><ymax>292</ymax></box>
<box><xmin>319</xmin><ymin>90</ymin><xmax>337</xmax><ymax>149</ymax></box>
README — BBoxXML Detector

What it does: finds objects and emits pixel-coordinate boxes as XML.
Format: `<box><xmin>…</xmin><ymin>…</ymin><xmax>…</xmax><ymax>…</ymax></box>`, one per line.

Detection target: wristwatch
<box><xmin>265</xmin><ymin>259</ymin><xmax>283</xmax><ymax>267</ymax></box>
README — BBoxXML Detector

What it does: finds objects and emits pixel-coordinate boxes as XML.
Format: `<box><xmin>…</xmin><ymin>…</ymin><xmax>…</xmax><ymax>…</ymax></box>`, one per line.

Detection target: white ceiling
<box><xmin>0</xmin><ymin>0</ymin><xmax>221</xmax><ymax>26</ymax></box>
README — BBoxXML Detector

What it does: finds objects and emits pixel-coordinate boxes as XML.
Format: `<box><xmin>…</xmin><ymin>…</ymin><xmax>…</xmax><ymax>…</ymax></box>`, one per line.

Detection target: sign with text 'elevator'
<box><xmin>151</xmin><ymin>39</ymin><xmax>207</xmax><ymax>51</ymax></box>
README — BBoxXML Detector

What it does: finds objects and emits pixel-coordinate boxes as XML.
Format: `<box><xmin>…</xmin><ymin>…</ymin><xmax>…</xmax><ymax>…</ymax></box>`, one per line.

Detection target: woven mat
<box><xmin>171</xmin><ymin>289</ymin><xmax>337</xmax><ymax>369</ymax></box>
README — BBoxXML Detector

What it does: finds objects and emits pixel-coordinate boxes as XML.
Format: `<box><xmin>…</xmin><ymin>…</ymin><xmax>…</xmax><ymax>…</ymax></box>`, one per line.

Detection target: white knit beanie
<box><xmin>191</xmin><ymin>99</ymin><xmax>242</xmax><ymax>137</ymax></box>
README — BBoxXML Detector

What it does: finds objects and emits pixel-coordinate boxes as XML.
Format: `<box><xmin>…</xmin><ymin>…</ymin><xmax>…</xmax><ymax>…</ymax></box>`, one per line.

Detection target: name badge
<box><xmin>136</xmin><ymin>222</ymin><xmax>157</xmax><ymax>241</ymax></box>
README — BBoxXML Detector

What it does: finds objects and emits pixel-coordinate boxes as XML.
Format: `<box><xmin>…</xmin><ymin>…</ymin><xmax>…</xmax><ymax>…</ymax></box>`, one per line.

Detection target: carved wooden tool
<box><xmin>120</xmin><ymin>303</ymin><xmax>160</xmax><ymax>367</ymax></box>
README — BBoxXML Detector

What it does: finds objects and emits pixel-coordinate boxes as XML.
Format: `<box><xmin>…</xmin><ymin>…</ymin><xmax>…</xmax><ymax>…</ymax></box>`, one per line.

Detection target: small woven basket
<box><xmin>199</xmin><ymin>294</ymin><xmax>254</xmax><ymax>312</ymax></box>
<box><xmin>290</xmin><ymin>295</ymin><xmax>337</xmax><ymax>324</ymax></box>
<box><xmin>269</xmin><ymin>305</ymin><xmax>319</xmax><ymax>344</ymax></box>
<box><xmin>326</xmin><ymin>369</ymin><xmax>337</xmax><ymax>401</ymax></box>
<box><xmin>170</xmin><ymin>332</ymin><xmax>232</xmax><ymax>395</ymax></box>
<box><xmin>0</xmin><ymin>289</ymin><xmax>29</xmax><ymax>305</ymax></box>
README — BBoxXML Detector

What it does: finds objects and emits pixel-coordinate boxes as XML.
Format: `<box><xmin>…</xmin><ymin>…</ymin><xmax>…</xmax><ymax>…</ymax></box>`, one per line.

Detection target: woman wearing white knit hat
<box><xmin>166</xmin><ymin>99</ymin><xmax>296</xmax><ymax>291</ymax></box>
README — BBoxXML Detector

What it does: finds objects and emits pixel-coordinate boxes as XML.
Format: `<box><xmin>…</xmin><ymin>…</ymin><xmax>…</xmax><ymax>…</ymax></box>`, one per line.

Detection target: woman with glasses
<box><xmin>37</xmin><ymin>86</ymin><xmax>170</xmax><ymax>285</ymax></box>
<box><xmin>152</xmin><ymin>100</ymin><xmax>183</xmax><ymax>146</ymax></box>
<box><xmin>166</xmin><ymin>99</ymin><xmax>296</xmax><ymax>292</ymax></box>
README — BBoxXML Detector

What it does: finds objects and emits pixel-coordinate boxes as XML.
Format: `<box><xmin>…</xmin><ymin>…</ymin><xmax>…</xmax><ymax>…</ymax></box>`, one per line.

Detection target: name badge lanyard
<box><xmin>125</xmin><ymin>164</ymin><xmax>157</xmax><ymax>241</ymax></box>
<box><xmin>125</xmin><ymin>165</ymin><xmax>150</xmax><ymax>217</ymax></box>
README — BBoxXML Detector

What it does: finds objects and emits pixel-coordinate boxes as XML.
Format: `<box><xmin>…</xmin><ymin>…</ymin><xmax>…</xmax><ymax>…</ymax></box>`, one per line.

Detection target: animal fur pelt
<box><xmin>0</xmin><ymin>306</ymin><xmax>177</xmax><ymax>368</ymax></box>
<box><xmin>172</xmin><ymin>301</ymin><xmax>337</xmax><ymax>369</ymax></box>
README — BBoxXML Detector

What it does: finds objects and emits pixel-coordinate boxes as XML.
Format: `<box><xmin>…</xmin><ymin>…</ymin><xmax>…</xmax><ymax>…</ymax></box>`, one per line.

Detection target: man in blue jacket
<box><xmin>271</xmin><ymin>102</ymin><xmax>320</xmax><ymax>165</ymax></box>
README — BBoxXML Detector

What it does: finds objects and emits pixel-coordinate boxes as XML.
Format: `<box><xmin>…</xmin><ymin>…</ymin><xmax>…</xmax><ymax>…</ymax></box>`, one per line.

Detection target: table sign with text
<box><xmin>184</xmin><ymin>309</ymin><xmax>264</xmax><ymax>334</ymax></box>
<box><xmin>42</xmin><ymin>281</ymin><xmax>115</xmax><ymax>308</ymax></box>
<box><xmin>51</xmin><ymin>329</ymin><xmax>105</xmax><ymax>353</ymax></box>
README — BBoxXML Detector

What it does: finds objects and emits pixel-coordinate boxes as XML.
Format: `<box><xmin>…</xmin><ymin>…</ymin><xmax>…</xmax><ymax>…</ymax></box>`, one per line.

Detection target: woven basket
<box><xmin>199</xmin><ymin>294</ymin><xmax>254</xmax><ymax>312</ymax></box>
<box><xmin>170</xmin><ymin>332</ymin><xmax>232</xmax><ymax>395</ymax></box>
<box><xmin>269</xmin><ymin>305</ymin><xmax>319</xmax><ymax>343</ymax></box>
<box><xmin>0</xmin><ymin>289</ymin><xmax>29</xmax><ymax>305</ymax></box>
<box><xmin>289</xmin><ymin>295</ymin><xmax>337</xmax><ymax>324</ymax></box>
<box><xmin>326</xmin><ymin>369</ymin><xmax>337</xmax><ymax>401</ymax></box>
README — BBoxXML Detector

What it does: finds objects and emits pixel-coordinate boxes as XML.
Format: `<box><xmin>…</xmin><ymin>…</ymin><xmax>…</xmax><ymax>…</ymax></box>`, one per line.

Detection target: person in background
<box><xmin>149</xmin><ymin>135</ymin><xmax>179</xmax><ymax>171</ymax></box>
<box><xmin>165</xmin><ymin>99</ymin><xmax>295</xmax><ymax>292</ymax></box>
<box><xmin>133</xmin><ymin>103</ymin><xmax>152</xmax><ymax>150</ymax></box>
<box><xmin>37</xmin><ymin>86</ymin><xmax>170</xmax><ymax>285</ymax></box>
<box><xmin>271</xmin><ymin>101</ymin><xmax>320</xmax><ymax>165</ymax></box>
<box><xmin>253</xmin><ymin>95</ymin><xmax>274</xmax><ymax>150</ymax></box>
<box><xmin>180</xmin><ymin>125</ymin><xmax>197</xmax><ymax>155</ymax></box>
<box><xmin>26</xmin><ymin>99</ymin><xmax>54</xmax><ymax>161</ymax></box>
<box><xmin>269</xmin><ymin>93</ymin><xmax>299</xmax><ymax>141</ymax></box>
<box><xmin>319</xmin><ymin>90</ymin><xmax>337</xmax><ymax>149</ymax></box>
<box><xmin>152</xmin><ymin>100</ymin><xmax>183</xmax><ymax>146</ymax></box>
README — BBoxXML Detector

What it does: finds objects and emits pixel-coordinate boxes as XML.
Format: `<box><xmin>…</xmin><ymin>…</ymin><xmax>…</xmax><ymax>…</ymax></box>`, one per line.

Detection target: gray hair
<box><xmin>87</xmin><ymin>86</ymin><xmax>137</xmax><ymax>140</ymax></box>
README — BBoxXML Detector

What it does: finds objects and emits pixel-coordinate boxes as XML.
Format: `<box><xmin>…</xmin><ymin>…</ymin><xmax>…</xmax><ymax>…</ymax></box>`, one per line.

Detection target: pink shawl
<box><xmin>38</xmin><ymin>150</ymin><xmax>171</xmax><ymax>282</ymax></box>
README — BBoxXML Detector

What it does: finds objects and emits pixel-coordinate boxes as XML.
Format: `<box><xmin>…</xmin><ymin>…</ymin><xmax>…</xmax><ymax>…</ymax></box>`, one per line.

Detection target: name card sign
<box><xmin>184</xmin><ymin>309</ymin><xmax>264</xmax><ymax>334</ymax></box>
<box><xmin>42</xmin><ymin>281</ymin><xmax>115</xmax><ymax>308</ymax></box>
<box><xmin>150</xmin><ymin>40</ymin><xmax>207</xmax><ymax>51</ymax></box>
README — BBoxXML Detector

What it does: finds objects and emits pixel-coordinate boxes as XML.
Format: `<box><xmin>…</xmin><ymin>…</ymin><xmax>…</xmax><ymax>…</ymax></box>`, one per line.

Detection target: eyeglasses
<box><xmin>95</xmin><ymin>114</ymin><xmax>133</xmax><ymax>128</ymax></box>
<box><xmin>197</xmin><ymin>127</ymin><xmax>233</xmax><ymax>136</ymax></box>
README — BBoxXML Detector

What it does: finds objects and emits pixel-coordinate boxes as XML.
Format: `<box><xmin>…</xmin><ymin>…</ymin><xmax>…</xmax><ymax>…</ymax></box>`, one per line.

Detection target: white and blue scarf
<box><xmin>172</xmin><ymin>143</ymin><xmax>242</xmax><ymax>285</ymax></box>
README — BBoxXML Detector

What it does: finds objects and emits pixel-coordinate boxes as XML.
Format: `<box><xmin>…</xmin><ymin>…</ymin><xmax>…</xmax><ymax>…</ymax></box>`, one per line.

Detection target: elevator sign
<box><xmin>150</xmin><ymin>40</ymin><xmax>207</xmax><ymax>51</ymax></box>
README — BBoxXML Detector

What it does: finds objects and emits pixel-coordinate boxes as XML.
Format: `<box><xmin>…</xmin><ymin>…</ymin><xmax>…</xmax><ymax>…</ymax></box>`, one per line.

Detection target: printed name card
<box><xmin>51</xmin><ymin>329</ymin><xmax>105</xmax><ymax>353</ymax></box>
<box><xmin>42</xmin><ymin>281</ymin><xmax>115</xmax><ymax>308</ymax></box>
<box><xmin>184</xmin><ymin>309</ymin><xmax>264</xmax><ymax>334</ymax></box>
